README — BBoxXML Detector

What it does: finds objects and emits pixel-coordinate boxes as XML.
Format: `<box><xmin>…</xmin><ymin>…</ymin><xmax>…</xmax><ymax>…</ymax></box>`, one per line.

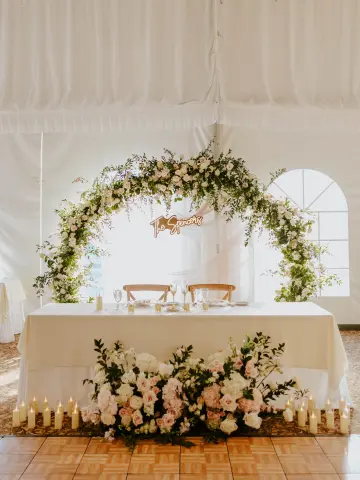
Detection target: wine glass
<box><xmin>195</xmin><ymin>288</ymin><xmax>203</xmax><ymax>306</ymax></box>
<box><xmin>180</xmin><ymin>281</ymin><xmax>188</xmax><ymax>305</ymax></box>
<box><xmin>170</xmin><ymin>282</ymin><xmax>177</xmax><ymax>303</ymax></box>
<box><xmin>202</xmin><ymin>288</ymin><xmax>209</xmax><ymax>302</ymax></box>
<box><xmin>113</xmin><ymin>288</ymin><xmax>122</xmax><ymax>310</ymax></box>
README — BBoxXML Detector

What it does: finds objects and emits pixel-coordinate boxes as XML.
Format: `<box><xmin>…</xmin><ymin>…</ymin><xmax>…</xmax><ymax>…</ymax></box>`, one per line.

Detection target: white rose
<box><xmin>268</xmin><ymin>381</ymin><xmax>277</xmax><ymax>391</ymax></box>
<box><xmin>220</xmin><ymin>394</ymin><xmax>238</xmax><ymax>412</ymax></box>
<box><xmin>215</xmin><ymin>169</ymin><xmax>220</xmax><ymax>176</ymax></box>
<box><xmin>283</xmin><ymin>408</ymin><xmax>293</xmax><ymax>422</ymax></box>
<box><xmin>116</xmin><ymin>383</ymin><xmax>134</xmax><ymax>404</ymax></box>
<box><xmin>101</xmin><ymin>412</ymin><xmax>116</xmax><ymax>426</ymax></box>
<box><xmin>244</xmin><ymin>412</ymin><xmax>262</xmax><ymax>429</ymax></box>
<box><xmin>129</xmin><ymin>395</ymin><xmax>144</xmax><ymax>410</ymax></box>
<box><xmin>60</xmin><ymin>288</ymin><xmax>66</xmax><ymax>294</ymax></box>
<box><xmin>136</xmin><ymin>353</ymin><xmax>158</xmax><ymax>373</ymax></box>
<box><xmin>220</xmin><ymin>416</ymin><xmax>238</xmax><ymax>435</ymax></box>
<box><xmin>81</xmin><ymin>215</ymin><xmax>88</xmax><ymax>221</ymax></box>
<box><xmin>201</xmin><ymin>181</ymin><xmax>208</xmax><ymax>188</ymax></box>
<box><xmin>98</xmin><ymin>207</ymin><xmax>105</xmax><ymax>215</ymax></box>
<box><xmin>175</xmin><ymin>169</ymin><xmax>183</xmax><ymax>176</ymax></box>
<box><xmin>183</xmin><ymin>174</ymin><xmax>192</xmax><ymax>182</ymax></box>
<box><xmin>94</xmin><ymin>369</ymin><xmax>106</xmax><ymax>385</ymax></box>
<box><xmin>158</xmin><ymin>362</ymin><xmax>174</xmax><ymax>377</ymax></box>
<box><xmin>172</xmin><ymin>175</ymin><xmax>181</xmax><ymax>184</ymax></box>
<box><xmin>226</xmin><ymin>163</ymin><xmax>234</xmax><ymax>171</ymax></box>
<box><xmin>61</xmin><ymin>232</ymin><xmax>68</xmax><ymax>239</ymax></box>
<box><xmin>122</xmin><ymin>371</ymin><xmax>136</xmax><ymax>384</ymax></box>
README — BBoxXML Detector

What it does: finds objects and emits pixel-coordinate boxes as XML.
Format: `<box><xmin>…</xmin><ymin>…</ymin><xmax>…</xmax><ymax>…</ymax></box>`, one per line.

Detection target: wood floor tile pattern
<box><xmin>1</xmin><ymin>436</ymin><xmax>360</xmax><ymax>479</ymax></box>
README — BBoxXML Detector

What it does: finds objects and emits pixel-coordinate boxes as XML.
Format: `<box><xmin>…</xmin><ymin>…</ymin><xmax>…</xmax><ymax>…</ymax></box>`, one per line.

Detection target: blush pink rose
<box><xmin>237</xmin><ymin>398</ymin><xmax>259</xmax><ymax>413</ymax></box>
<box><xmin>161</xmin><ymin>412</ymin><xmax>176</xmax><ymax>430</ymax></box>
<box><xmin>233</xmin><ymin>357</ymin><xmax>243</xmax><ymax>369</ymax></box>
<box><xmin>202</xmin><ymin>384</ymin><xmax>221</xmax><ymax>408</ymax></box>
<box><xmin>245</xmin><ymin>361</ymin><xmax>258</xmax><ymax>378</ymax></box>
<box><xmin>132</xmin><ymin>409</ymin><xmax>143</xmax><ymax>426</ymax></box>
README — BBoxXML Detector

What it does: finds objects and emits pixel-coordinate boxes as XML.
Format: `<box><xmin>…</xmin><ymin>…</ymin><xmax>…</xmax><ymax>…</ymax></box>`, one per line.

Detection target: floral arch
<box><xmin>34</xmin><ymin>145</ymin><xmax>336</xmax><ymax>303</ymax></box>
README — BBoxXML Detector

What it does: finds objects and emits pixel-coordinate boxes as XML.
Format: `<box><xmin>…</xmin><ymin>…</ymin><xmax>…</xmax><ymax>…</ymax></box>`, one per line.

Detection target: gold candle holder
<box><xmin>128</xmin><ymin>303</ymin><xmax>135</xmax><ymax>314</ymax></box>
<box><xmin>184</xmin><ymin>303</ymin><xmax>190</xmax><ymax>312</ymax></box>
<box><xmin>155</xmin><ymin>303</ymin><xmax>162</xmax><ymax>313</ymax></box>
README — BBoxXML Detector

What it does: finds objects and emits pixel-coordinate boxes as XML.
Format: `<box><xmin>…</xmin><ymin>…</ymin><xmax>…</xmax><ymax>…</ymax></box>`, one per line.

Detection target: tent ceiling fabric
<box><xmin>2</xmin><ymin>0</ymin><xmax>360</xmax><ymax>132</ymax></box>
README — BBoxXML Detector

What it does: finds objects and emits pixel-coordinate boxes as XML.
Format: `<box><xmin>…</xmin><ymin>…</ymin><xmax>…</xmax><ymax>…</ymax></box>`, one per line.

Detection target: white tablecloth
<box><xmin>0</xmin><ymin>279</ymin><xmax>26</xmax><ymax>343</ymax></box>
<box><xmin>18</xmin><ymin>302</ymin><xmax>349</xmax><ymax>410</ymax></box>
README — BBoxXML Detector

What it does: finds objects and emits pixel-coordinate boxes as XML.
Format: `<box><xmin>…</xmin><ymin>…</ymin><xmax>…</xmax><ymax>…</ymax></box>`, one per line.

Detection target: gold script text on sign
<box><xmin>150</xmin><ymin>215</ymin><xmax>203</xmax><ymax>238</ymax></box>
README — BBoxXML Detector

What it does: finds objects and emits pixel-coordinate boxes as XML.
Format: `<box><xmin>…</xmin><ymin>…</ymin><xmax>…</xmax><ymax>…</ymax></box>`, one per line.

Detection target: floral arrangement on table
<box><xmin>33</xmin><ymin>143</ymin><xmax>338</xmax><ymax>303</ymax></box>
<box><xmin>81</xmin><ymin>333</ymin><xmax>296</xmax><ymax>443</ymax></box>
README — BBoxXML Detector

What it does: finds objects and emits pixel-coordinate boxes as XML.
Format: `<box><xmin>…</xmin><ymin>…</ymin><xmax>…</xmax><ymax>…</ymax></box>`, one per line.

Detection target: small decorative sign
<box><xmin>150</xmin><ymin>215</ymin><xmax>203</xmax><ymax>238</ymax></box>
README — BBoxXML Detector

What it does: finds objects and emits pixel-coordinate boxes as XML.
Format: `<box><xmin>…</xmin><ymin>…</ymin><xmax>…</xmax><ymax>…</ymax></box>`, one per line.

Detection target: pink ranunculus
<box><xmin>237</xmin><ymin>397</ymin><xmax>259</xmax><ymax>414</ymax></box>
<box><xmin>209</xmin><ymin>359</ymin><xmax>224</xmax><ymax>373</ymax></box>
<box><xmin>150</xmin><ymin>376</ymin><xmax>160</xmax><ymax>386</ymax></box>
<box><xmin>143</xmin><ymin>390</ymin><xmax>157</xmax><ymax>405</ymax></box>
<box><xmin>202</xmin><ymin>384</ymin><xmax>221</xmax><ymax>408</ymax></box>
<box><xmin>132</xmin><ymin>409</ymin><xmax>143</xmax><ymax>426</ymax></box>
<box><xmin>161</xmin><ymin>412</ymin><xmax>176</xmax><ymax>430</ymax></box>
<box><xmin>245</xmin><ymin>360</ymin><xmax>258</xmax><ymax>379</ymax></box>
<box><xmin>220</xmin><ymin>394</ymin><xmax>237</xmax><ymax>412</ymax></box>
<box><xmin>233</xmin><ymin>357</ymin><xmax>243</xmax><ymax>369</ymax></box>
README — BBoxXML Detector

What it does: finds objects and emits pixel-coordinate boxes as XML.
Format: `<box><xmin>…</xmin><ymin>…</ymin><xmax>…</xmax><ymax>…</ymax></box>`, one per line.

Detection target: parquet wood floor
<box><xmin>0</xmin><ymin>435</ymin><xmax>359</xmax><ymax>480</ymax></box>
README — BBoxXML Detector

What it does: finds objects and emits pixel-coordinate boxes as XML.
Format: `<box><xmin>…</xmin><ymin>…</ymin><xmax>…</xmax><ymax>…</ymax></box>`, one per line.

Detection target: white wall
<box><xmin>221</xmin><ymin>125</ymin><xmax>360</xmax><ymax>325</ymax></box>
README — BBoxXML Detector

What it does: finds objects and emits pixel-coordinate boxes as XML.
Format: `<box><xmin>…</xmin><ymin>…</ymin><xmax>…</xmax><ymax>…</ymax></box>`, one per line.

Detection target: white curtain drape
<box><xmin>2</xmin><ymin>0</ymin><xmax>360</xmax><ymax>132</ymax></box>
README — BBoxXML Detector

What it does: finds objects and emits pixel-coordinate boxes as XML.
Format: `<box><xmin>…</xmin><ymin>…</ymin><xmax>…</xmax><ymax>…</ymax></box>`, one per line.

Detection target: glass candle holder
<box><xmin>155</xmin><ymin>302</ymin><xmax>162</xmax><ymax>313</ymax></box>
<box><xmin>128</xmin><ymin>302</ymin><xmax>135</xmax><ymax>314</ymax></box>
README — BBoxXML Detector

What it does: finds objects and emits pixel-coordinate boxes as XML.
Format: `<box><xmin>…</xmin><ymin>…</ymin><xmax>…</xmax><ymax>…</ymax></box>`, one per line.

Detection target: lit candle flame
<box><xmin>33</xmin><ymin>396</ymin><xmax>36</xmax><ymax>401</ymax></box>
<box><xmin>21</xmin><ymin>401</ymin><xmax>25</xmax><ymax>407</ymax></box>
<box><xmin>44</xmin><ymin>397</ymin><xmax>47</xmax><ymax>402</ymax></box>
<box><xmin>70</xmin><ymin>396</ymin><xmax>73</xmax><ymax>402</ymax></box>
<box><xmin>30</xmin><ymin>408</ymin><xmax>34</xmax><ymax>413</ymax></box>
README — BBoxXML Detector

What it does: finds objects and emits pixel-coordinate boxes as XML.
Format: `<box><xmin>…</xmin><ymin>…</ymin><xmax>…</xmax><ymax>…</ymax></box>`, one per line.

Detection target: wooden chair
<box><xmin>188</xmin><ymin>283</ymin><xmax>236</xmax><ymax>302</ymax></box>
<box><xmin>123</xmin><ymin>284</ymin><xmax>170</xmax><ymax>302</ymax></box>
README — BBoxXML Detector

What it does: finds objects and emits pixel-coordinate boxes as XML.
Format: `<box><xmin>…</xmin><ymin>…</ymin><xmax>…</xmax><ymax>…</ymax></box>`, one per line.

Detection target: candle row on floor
<box><xmin>12</xmin><ymin>397</ymin><xmax>80</xmax><ymax>430</ymax></box>
<box><xmin>284</xmin><ymin>394</ymin><xmax>350</xmax><ymax>435</ymax></box>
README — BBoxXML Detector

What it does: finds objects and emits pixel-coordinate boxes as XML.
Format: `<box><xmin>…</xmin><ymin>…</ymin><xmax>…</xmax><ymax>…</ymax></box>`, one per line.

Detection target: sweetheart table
<box><xmin>17</xmin><ymin>302</ymin><xmax>349</xmax><ymax>410</ymax></box>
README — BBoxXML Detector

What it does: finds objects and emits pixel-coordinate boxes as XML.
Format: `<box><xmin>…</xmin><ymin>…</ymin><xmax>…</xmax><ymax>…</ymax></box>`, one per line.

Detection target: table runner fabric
<box><xmin>18</xmin><ymin>302</ymin><xmax>348</xmax><ymax>407</ymax></box>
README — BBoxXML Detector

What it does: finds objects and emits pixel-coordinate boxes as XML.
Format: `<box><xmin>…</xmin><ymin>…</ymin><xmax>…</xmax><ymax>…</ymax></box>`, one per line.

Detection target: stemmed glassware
<box><xmin>113</xmin><ymin>288</ymin><xmax>122</xmax><ymax>311</ymax></box>
<box><xmin>170</xmin><ymin>282</ymin><xmax>177</xmax><ymax>303</ymax></box>
<box><xmin>181</xmin><ymin>281</ymin><xmax>188</xmax><ymax>305</ymax></box>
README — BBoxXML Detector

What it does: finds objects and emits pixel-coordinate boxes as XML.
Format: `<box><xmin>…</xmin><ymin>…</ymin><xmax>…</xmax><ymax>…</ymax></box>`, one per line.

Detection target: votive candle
<box><xmin>340</xmin><ymin>412</ymin><xmax>349</xmax><ymax>435</ymax></box>
<box><xmin>12</xmin><ymin>406</ymin><xmax>20</xmax><ymax>428</ymax></box>
<box><xmin>95</xmin><ymin>295</ymin><xmax>103</xmax><ymax>311</ymax></box>
<box><xmin>54</xmin><ymin>408</ymin><xmax>62</xmax><ymax>430</ymax></box>
<box><xmin>31</xmin><ymin>397</ymin><xmax>39</xmax><ymax>415</ymax></box>
<box><xmin>71</xmin><ymin>408</ymin><xmax>80</xmax><ymax>429</ymax></box>
<box><xmin>43</xmin><ymin>407</ymin><xmax>51</xmax><ymax>427</ymax></box>
<box><xmin>19</xmin><ymin>401</ymin><xmax>27</xmax><ymax>422</ymax></box>
<box><xmin>298</xmin><ymin>407</ymin><xmax>306</xmax><ymax>427</ymax></box>
<box><xmin>325</xmin><ymin>398</ymin><xmax>332</xmax><ymax>412</ymax></box>
<box><xmin>67</xmin><ymin>397</ymin><xmax>74</xmax><ymax>416</ymax></box>
<box><xmin>28</xmin><ymin>408</ymin><xmax>36</xmax><ymax>429</ymax></box>
<box><xmin>339</xmin><ymin>397</ymin><xmax>346</xmax><ymax>414</ymax></box>
<box><xmin>43</xmin><ymin>397</ymin><xmax>49</xmax><ymax>411</ymax></box>
<box><xmin>309</xmin><ymin>412</ymin><xmax>317</xmax><ymax>434</ymax></box>
<box><xmin>326</xmin><ymin>409</ymin><xmax>335</xmax><ymax>429</ymax></box>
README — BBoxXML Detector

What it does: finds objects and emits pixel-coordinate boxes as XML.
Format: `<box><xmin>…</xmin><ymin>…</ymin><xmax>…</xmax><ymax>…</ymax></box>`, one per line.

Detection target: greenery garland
<box><xmin>33</xmin><ymin>144</ymin><xmax>337</xmax><ymax>303</ymax></box>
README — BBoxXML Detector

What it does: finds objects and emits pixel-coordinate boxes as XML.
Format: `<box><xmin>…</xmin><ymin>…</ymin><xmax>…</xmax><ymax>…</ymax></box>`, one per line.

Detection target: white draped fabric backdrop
<box><xmin>0</xmin><ymin>0</ymin><xmax>359</xmax><ymax>322</ymax></box>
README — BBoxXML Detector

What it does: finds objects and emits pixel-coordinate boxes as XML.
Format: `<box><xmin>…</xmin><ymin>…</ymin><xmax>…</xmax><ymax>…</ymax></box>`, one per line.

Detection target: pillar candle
<box><xmin>28</xmin><ymin>408</ymin><xmax>36</xmax><ymax>429</ymax></box>
<box><xmin>54</xmin><ymin>408</ymin><xmax>62</xmax><ymax>430</ymax></box>
<box><xmin>340</xmin><ymin>413</ymin><xmax>349</xmax><ymax>435</ymax></box>
<box><xmin>309</xmin><ymin>412</ymin><xmax>317</xmax><ymax>434</ymax></box>
<box><xmin>31</xmin><ymin>397</ymin><xmax>39</xmax><ymax>415</ymax></box>
<box><xmin>339</xmin><ymin>397</ymin><xmax>346</xmax><ymax>414</ymax></box>
<box><xmin>285</xmin><ymin>400</ymin><xmax>291</xmax><ymax>410</ymax></box>
<box><xmin>19</xmin><ymin>401</ymin><xmax>27</xmax><ymax>422</ymax></box>
<box><xmin>297</xmin><ymin>407</ymin><xmax>306</xmax><ymax>427</ymax></box>
<box><xmin>315</xmin><ymin>408</ymin><xmax>322</xmax><ymax>424</ymax></box>
<box><xmin>43</xmin><ymin>407</ymin><xmax>51</xmax><ymax>427</ymax></box>
<box><xmin>96</xmin><ymin>295</ymin><xmax>103</xmax><ymax>311</ymax></box>
<box><xmin>12</xmin><ymin>407</ymin><xmax>20</xmax><ymax>428</ymax></box>
<box><xmin>325</xmin><ymin>399</ymin><xmax>332</xmax><ymax>412</ymax></box>
<box><xmin>43</xmin><ymin>397</ymin><xmax>49</xmax><ymax>411</ymax></box>
<box><xmin>71</xmin><ymin>408</ymin><xmax>80</xmax><ymax>429</ymax></box>
<box><xmin>326</xmin><ymin>409</ymin><xmax>335</xmax><ymax>429</ymax></box>
<box><xmin>67</xmin><ymin>397</ymin><xmax>74</xmax><ymax>416</ymax></box>
<box><xmin>308</xmin><ymin>395</ymin><xmax>315</xmax><ymax>414</ymax></box>
<box><xmin>289</xmin><ymin>396</ymin><xmax>296</xmax><ymax>414</ymax></box>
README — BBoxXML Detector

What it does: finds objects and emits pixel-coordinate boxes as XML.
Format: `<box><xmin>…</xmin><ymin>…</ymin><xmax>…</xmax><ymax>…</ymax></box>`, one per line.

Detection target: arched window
<box><xmin>255</xmin><ymin>169</ymin><xmax>349</xmax><ymax>299</ymax></box>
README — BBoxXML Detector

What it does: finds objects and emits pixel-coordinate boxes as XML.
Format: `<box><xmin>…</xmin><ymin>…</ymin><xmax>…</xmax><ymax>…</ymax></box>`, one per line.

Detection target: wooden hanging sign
<box><xmin>150</xmin><ymin>215</ymin><xmax>203</xmax><ymax>238</ymax></box>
